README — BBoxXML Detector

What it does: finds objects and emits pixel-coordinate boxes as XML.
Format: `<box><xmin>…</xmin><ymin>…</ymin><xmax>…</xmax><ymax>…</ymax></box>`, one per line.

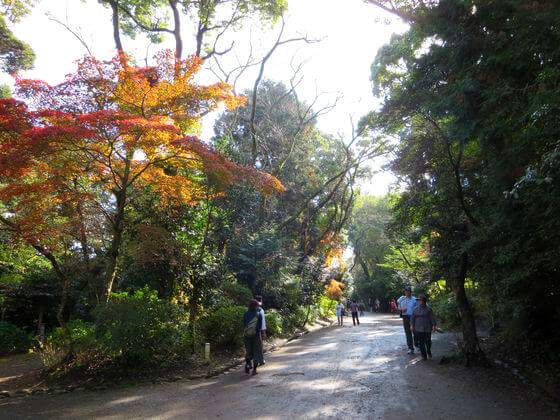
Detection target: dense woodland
<box><xmin>1</xmin><ymin>0</ymin><xmax>559</xmax><ymax>376</ymax></box>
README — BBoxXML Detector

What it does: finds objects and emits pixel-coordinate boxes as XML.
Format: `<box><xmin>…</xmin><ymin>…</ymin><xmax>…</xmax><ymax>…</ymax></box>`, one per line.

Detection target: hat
<box><xmin>404</xmin><ymin>286</ymin><xmax>412</xmax><ymax>292</ymax></box>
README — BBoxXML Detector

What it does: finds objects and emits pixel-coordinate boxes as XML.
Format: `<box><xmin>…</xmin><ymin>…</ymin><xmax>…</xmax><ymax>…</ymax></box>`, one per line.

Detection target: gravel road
<box><xmin>1</xmin><ymin>313</ymin><xmax>557</xmax><ymax>420</ymax></box>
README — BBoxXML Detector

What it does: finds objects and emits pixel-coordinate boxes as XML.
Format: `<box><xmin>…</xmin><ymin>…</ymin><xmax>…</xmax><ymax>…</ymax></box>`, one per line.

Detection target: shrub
<box><xmin>282</xmin><ymin>306</ymin><xmax>309</xmax><ymax>332</ymax></box>
<box><xmin>317</xmin><ymin>296</ymin><xmax>336</xmax><ymax>319</ymax></box>
<box><xmin>0</xmin><ymin>321</ymin><xmax>32</xmax><ymax>355</ymax></box>
<box><xmin>93</xmin><ymin>291</ymin><xmax>190</xmax><ymax>365</ymax></box>
<box><xmin>200</xmin><ymin>305</ymin><xmax>246</xmax><ymax>348</ymax></box>
<box><xmin>265</xmin><ymin>309</ymin><xmax>282</xmax><ymax>337</ymax></box>
<box><xmin>221</xmin><ymin>282</ymin><xmax>253</xmax><ymax>306</ymax></box>
<box><xmin>430</xmin><ymin>293</ymin><xmax>461</xmax><ymax>328</ymax></box>
<box><xmin>40</xmin><ymin>319</ymin><xmax>96</xmax><ymax>368</ymax></box>
<box><xmin>47</xmin><ymin>319</ymin><xmax>95</xmax><ymax>352</ymax></box>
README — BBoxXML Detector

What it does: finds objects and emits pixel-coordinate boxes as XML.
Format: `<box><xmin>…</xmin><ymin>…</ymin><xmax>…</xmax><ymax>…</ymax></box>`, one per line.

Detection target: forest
<box><xmin>1</xmin><ymin>0</ymin><xmax>559</xmax><ymax>387</ymax></box>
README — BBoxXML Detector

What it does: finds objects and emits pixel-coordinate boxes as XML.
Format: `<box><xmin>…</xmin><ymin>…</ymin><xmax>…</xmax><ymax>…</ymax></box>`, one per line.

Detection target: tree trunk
<box><xmin>32</xmin><ymin>245</ymin><xmax>75</xmax><ymax>359</ymax></box>
<box><xmin>109</xmin><ymin>0</ymin><xmax>124</xmax><ymax>54</ymax></box>
<box><xmin>300</xmin><ymin>305</ymin><xmax>312</xmax><ymax>329</ymax></box>
<box><xmin>189</xmin><ymin>300</ymin><xmax>198</xmax><ymax>353</ymax></box>
<box><xmin>450</xmin><ymin>253</ymin><xmax>487</xmax><ymax>366</ymax></box>
<box><xmin>103</xmin><ymin>188</ymin><xmax>126</xmax><ymax>302</ymax></box>
<box><xmin>169</xmin><ymin>0</ymin><xmax>183</xmax><ymax>58</ymax></box>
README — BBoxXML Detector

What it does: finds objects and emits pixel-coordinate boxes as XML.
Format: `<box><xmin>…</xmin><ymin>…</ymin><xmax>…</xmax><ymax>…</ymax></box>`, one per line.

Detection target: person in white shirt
<box><xmin>255</xmin><ymin>295</ymin><xmax>267</xmax><ymax>365</ymax></box>
<box><xmin>336</xmin><ymin>301</ymin><xmax>345</xmax><ymax>326</ymax></box>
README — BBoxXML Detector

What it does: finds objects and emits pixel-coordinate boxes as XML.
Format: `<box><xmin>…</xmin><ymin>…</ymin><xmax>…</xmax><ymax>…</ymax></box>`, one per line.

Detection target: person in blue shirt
<box><xmin>398</xmin><ymin>286</ymin><xmax>418</xmax><ymax>354</ymax></box>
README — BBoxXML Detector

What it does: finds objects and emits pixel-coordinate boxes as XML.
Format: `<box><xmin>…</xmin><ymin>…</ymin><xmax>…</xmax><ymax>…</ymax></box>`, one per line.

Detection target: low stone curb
<box><xmin>0</xmin><ymin>318</ymin><xmax>335</xmax><ymax>400</ymax></box>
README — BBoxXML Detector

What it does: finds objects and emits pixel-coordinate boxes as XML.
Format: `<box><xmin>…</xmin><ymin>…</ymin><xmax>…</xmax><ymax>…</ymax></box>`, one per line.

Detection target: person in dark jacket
<box><xmin>243</xmin><ymin>299</ymin><xmax>264</xmax><ymax>375</ymax></box>
<box><xmin>411</xmin><ymin>295</ymin><xmax>436</xmax><ymax>360</ymax></box>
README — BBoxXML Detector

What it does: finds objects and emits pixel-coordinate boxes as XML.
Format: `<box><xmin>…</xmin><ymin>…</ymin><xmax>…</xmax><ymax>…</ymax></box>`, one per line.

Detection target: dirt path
<box><xmin>0</xmin><ymin>313</ymin><xmax>557</xmax><ymax>419</ymax></box>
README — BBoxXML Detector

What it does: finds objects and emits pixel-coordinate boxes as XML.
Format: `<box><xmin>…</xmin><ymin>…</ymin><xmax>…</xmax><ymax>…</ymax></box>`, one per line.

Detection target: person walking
<box><xmin>399</xmin><ymin>286</ymin><xmax>418</xmax><ymax>354</ymax></box>
<box><xmin>350</xmin><ymin>300</ymin><xmax>360</xmax><ymax>326</ymax></box>
<box><xmin>390</xmin><ymin>298</ymin><xmax>398</xmax><ymax>314</ymax></box>
<box><xmin>374</xmin><ymin>298</ymin><xmax>380</xmax><ymax>312</ymax></box>
<box><xmin>243</xmin><ymin>299</ymin><xmax>264</xmax><ymax>375</ymax></box>
<box><xmin>411</xmin><ymin>295</ymin><xmax>436</xmax><ymax>360</ymax></box>
<box><xmin>254</xmin><ymin>295</ymin><xmax>267</xmax><ymax>365</ymax></box>
<box><xmin>336</xmin><ymin>301</ymin><xmax>345</xmax><ymax>326</ymax></box>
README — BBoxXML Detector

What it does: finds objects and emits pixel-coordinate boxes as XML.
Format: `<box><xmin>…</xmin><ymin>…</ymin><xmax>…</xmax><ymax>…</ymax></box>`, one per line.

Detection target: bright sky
<box><xmin>4</xmin><ymin>0</ymin><xmax>407</xmax><ymax>195</ymax></box>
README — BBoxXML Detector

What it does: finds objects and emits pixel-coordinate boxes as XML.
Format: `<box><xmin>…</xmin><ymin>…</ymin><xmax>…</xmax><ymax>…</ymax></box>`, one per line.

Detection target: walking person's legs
<box><xmin>244</xmin><ymin>337</ymin><xmax>254</xmax><ymax>374</ymax></box>
<box><xmin>352</xmin><ymin>312</ymin><xmax>357</xmax><ymax>326</ymax></box>
<box><xmin>252</xmin><ymin>336</ymin><xmax>264</xmax><ymax>375</ymax></box>
<box><xmin>426</xmin><ymin>332</ymin><xmax>432</xmax><ymax>358</ymax></box>
<box><xmin>417</xmin><ymin>332</ymin><xmax>428</xmax><ymax>359</ymax></box>
<box><xmin>403</xmin><ymin>316</ymin><xmax>414</xmax><ymax>353</ymax></box>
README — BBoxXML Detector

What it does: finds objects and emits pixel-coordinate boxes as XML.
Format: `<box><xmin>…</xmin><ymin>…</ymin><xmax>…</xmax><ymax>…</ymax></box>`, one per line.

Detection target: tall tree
<box><xmin>98</xmin><ymin>0</ymin><xmax>287</xmax><ymax>58</ymax></box>
<box><xmin>0</xmin><ymin>52</ymin><xmax>283</xmax><ymax>313</ymax></box>
<box><xmin>0</xmin><ymin>0</ymin><xmax>36</xmax><ymax>74</ymax></box>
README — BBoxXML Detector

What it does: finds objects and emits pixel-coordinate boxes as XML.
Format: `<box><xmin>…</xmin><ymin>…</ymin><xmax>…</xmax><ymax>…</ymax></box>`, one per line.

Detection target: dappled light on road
<box><xmin>0</xmin><ymin>313</ymin><xmax>555</xmax><ymax>420</ymax></box>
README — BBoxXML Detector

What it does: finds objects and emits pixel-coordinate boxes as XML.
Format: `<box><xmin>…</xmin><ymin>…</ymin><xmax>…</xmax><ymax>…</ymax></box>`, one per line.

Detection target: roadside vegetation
<box><xmin>1</xmin><ymin>0</ymin><xmax>559</xmax><ymax>393</ymax></box>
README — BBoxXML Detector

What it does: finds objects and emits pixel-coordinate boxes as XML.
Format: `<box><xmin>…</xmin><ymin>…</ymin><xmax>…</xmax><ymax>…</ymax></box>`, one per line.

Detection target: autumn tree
<box><xmin>0</xmin><ymin>51</ymin><xmax>283</xmax><ymax>319</ymax></box>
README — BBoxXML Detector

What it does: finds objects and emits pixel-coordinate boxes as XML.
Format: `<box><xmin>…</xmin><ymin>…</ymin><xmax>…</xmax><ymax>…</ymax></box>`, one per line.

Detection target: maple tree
<box><xmin>0</xmin><ymin>51</ymin><xmax>284</xmax><ymax>312</ymax></box>
<box><xmin>325</xmin><ymin>279</ymin><xmax>344</xmax><ymax>301</ymax></box>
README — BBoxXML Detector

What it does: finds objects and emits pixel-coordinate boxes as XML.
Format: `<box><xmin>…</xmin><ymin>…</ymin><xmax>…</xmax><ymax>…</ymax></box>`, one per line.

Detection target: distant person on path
<box><xmin>399</xmin><ymin>286</ymin><xmax>418</xmax><ymax>354</ymax></box>
<box><xmin>374</xmin><ymin>298</ymin><xmax>380</xmax><ymax>312</ymax></box>
<box><xmin>358</xmin><ymin>302</ymin><xmax>365</xmax><ymax>316</ymax></box>
<box><xmin>411</xmin><ymin>295</ymin><xmax>436</xmax><ymax>360</ymax></box>
<box><xmin>390</xmin><ymin>298</ymin><xmax>398</xmax><ymax>314</ymax></box>
<box><xmin>255</xmin><ymin>295</ymin><xmax>267</xmax><ymax>365</ymax></box>
<box><xmin>243</xmin><ymin>299</ymin><xmax>264</xmax><ymax>375</ymax></box>
<box><xmin>336</xmin><ymin>301</ymin><xmax>345</xmax><ymax>326</ymax></box>
<box><xmin>350</xmin><ymin>300</ymin><xmax>360</xmax><ymax>326</ymax></box>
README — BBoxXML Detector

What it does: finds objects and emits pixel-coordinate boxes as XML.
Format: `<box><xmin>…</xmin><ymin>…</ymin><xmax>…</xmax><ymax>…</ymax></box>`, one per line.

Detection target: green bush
<box><xmin>265</xmin><ymin>309</ymin><xmax>282</xmax><ymax>337</ymax></box>
<box><xmin>317</xmin><ymin>296</ymin><xmax>336</xmax><ymax>318</ymax></box>
<box><xmin>221</xmin><ymin>282</ymin><xmax>253</xmax><ymax>306</ymax></box>
<box><xmin>430</xmin><ymin>293</ymin><xmax>461</xmax><ymax>328</ymax></box>
<box><xmin>47</xmin><ymin>319</ymin><xmax>95</xmax><ymax>352</ymax></box>
<box><xmin>93</xmin><ymin>291</ymin><xmax>190</xmax><ymax>365</ymax></box>
<box><xmin>200</xmin><ymin>305</ymin><xmax>246</xmax><ymax>348</ymax></box>
<box><xmin>0</xmin><ymin>321</ymin><xmax>32</xmax><ymax>355</ymax></box>
<box><xmin>282</xmin><ymin>306</ymin><xmax>309</xmax><ymax>332</ymax></box>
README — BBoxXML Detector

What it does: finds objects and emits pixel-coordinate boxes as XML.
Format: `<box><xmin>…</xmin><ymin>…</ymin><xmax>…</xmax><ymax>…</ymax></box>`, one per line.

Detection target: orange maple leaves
<box><xmin>0</xmin><ymin>52</ymin><xmax>285</xmax><ymax>248</ymax></box>
<box><xmin>326</xmin><ymin>279</ymin><xmax>345</xmax><ymax>301</ymax></box>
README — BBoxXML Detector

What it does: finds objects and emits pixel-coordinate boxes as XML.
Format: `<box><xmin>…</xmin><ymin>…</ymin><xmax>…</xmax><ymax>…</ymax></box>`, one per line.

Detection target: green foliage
<box><xmin>317</xmin><ymin>296</ymin><xmax>336</xmax><ymax>318</ymax></box>
<box><xmin>363</xmin><ymin>0</ymin><xmax>560</xmax><ymax>350</ymax></box>
<box><xmin>93</xmin><ymin>291</ymin><xmax>190</xmax><ymax>365</ymax></box>
<box><xmin>200</xmin><ymin>305</ymin><xmax>246</xmax><ymax>348</ymax></box>
<box><xmin>220</xmin><ymin>281</ymin><xmax>253</xmax><ymax>307</ymax></box>
<box><xmin>264</xmin><ymin>309</ymin><xmax>282</xmax><ymax>337</ymax></box>
<box><xmin>0</xmin><ymin>14</ymin><xmax>34</xmax><ymax>73</ymax></box>
<box><xmin>0</xmin><ymin>321</ymin><xmax>32</xmax><ymax>355</ymax></box>
<box><xmin>428</xmin><ymin>289</ymin><xmax>460</xmax><ymax>329</ymax></box>
<box><xmin>282</xmin><ymin>306</ymin><xmax>308</xmax><ymax>332</ymax></box>
<box><xmin>0</xmin><ymin>85</ymin><xmax>10</xmax><ymax>98</ymax></box>
<box><xmin>47</xmin><ymin>319</ymin><xmax>95</xmax><ymax>353</ymax></box>
<box><xmin>1</xmin><ymin>0</ymin><xmax>35</xmax><ymax>23</ymax></box>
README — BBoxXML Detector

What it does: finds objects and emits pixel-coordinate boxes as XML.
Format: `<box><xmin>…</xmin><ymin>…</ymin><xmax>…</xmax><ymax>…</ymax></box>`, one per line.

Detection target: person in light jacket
<box><xmin>411</xmin><ymin>295</ymin><xmax>436</xmax><ymax>360</ymax></box>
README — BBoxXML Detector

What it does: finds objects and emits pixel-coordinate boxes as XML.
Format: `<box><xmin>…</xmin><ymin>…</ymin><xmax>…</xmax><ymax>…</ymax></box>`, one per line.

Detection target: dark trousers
<box><xmin>352</xmin><ymin>312</ymin><xmax>360</xmax><ymax>325</ymax></box>
<box><xmin>416</xmin><ymin>331</ymin><xmax>432</xmax><ymax>358</ymax></box>
<box><xmin>244</xmin><ymin>336</ymin><xmax>263</xmax><ymax>368</ymax></box>
<box><xmin>402</xmin><ymin>316</ymin><xmax>419</xmax><ymax>350</ymax></box>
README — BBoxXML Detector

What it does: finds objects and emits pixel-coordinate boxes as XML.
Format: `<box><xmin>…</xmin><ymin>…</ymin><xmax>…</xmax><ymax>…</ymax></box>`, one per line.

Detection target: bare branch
<box><xmin>47</xmin><ymin>12</ymin><xmax>94</xmax><ymax>56</ymax></box>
